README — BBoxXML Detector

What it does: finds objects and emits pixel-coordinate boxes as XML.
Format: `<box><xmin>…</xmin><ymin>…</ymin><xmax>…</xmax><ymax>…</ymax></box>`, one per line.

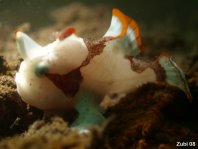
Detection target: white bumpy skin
<box><xmin>80</xmin><ymin>47</ymin><xmax>157</xmax><ymax>95</ymax></box>
<box><xmin>46</xmin><ymin>34</ymin><xmax>89</xmax><ymax>75</ymax></box>
<box><xmin>15</xmin><ymin>31</ymin><xmax>88</xmax><ymax>111</ymax></box>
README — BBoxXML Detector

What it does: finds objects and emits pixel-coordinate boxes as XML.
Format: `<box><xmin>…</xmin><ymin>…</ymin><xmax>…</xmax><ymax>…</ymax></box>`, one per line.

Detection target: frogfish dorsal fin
<box><xmin>104</xmin><ymin>8</ymin><xmax>142</xmax><ymax>57</ymax></box>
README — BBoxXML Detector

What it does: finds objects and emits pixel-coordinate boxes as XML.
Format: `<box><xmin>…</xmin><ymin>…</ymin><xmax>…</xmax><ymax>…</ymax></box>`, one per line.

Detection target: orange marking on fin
<box><xmin>129</xmin><ymin>18</ymin><xmax>142</xmax><ymax>48</ymax></box>
<box><xmin>113</xmin><ymin>9</ymin><xmax>142</xmax><ymax>49</ymax></box>
<box><xmin>112</xmin><ymin>9</ymin><xmax>128</xmax><ymax>38</ymax></box>
<box><xmin>59</xmin><ymin>27</ymin><xmax>76</xmax><ymax>40</ymax></box>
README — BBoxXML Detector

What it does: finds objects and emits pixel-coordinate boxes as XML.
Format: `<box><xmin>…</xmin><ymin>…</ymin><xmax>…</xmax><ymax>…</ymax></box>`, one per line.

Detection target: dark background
<box><xmin>0</xmin><ymin>0</ymin><xmax>197</xmax><ymax>28</ymax></box>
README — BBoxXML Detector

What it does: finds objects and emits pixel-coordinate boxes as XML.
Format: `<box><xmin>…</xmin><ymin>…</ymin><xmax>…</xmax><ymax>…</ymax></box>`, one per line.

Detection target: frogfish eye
<box><xmin>34</xmin><ymin>62</ymin><xmax>49</xmax><ymax>76</ymax></box>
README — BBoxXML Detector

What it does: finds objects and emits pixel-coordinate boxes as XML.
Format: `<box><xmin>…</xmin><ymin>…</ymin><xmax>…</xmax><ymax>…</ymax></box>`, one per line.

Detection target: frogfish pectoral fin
<box><xmin>71</xmin><ymin>89</ymin><xmax>105</xmax><ymax>129</ymax></box>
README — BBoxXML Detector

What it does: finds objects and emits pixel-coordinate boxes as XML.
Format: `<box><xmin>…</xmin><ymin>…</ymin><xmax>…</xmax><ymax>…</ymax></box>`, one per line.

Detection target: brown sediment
<box><xmin>91</xmin><ymin>83</ymin><xmax>198</xmax><ymax>149</ymax></box>
<box><xmin>0</xmin><ymin>80</ymin><xmax>197</xmax><ymax>148</ymax></box>
<box><xmin>0</xmin><ymin>117</ymin><xmax>92</xmax><ymax>149</ymax></box>
<box><xmin>0</xmin><ymin>57</ymin><xmax>43</xmax><ymax>137</ymax></box>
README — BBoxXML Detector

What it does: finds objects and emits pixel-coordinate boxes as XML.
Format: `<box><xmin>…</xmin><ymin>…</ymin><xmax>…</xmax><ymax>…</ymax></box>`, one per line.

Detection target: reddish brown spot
<box><xmin>81</xmin><ymin>37</ymin><xmax>111</xmax><ymax>66</ymax></box>
<box><xmin>46</xmin><ymin>68</ymin><xmax>82</xmax><ymax>97</ymax></box>
<box><xmin>59</xmin><ymin>28</ymin><xmax>76</xmax><ymax>41</ymax></box>
<box><xmin>126</xmin><ymin>56</ymin><xmax>166</xmax><ymax>82</ymax></box>
<box><xmin>126</xmin><ymin>56</ymin><xmax>149</xmax><ymax>73</ymax></box>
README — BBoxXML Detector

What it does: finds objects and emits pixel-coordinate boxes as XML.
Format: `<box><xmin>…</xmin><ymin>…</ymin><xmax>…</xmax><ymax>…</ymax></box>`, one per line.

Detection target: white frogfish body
<box><xmin>15</xmin><ymin>9</ymin><xmax>191</xmax><ymax>114</ymax></box>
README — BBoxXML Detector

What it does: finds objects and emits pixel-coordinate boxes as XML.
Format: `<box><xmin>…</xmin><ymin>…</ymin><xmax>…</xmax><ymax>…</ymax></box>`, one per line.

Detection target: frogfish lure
<box><xmin>15</xmin><ymin>9</ymin><xmax>191</xmax><ymax>129</ymax></box>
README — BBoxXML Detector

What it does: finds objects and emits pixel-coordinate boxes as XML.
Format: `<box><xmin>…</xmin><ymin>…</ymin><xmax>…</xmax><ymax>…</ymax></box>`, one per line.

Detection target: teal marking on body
<box><xmin>34</xmin><ymin>62</ymin><xmax>49</xmax><ymax>77</ymax></box>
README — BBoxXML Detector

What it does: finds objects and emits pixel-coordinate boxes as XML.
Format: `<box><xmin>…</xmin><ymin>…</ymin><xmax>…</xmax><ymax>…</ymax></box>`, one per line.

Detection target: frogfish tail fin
<box><xmin>158</xmin><ymin>55</ymin><xmax>191</xmax><ymax>100</ymax></box>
